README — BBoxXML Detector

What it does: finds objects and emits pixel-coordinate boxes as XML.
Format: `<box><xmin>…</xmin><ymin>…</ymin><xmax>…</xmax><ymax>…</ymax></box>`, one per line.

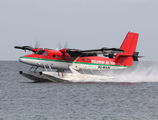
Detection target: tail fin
<box><xmin>115</xmin><ymin>32</ymin><xmax>139</xmax><ymax>66</ymax></box>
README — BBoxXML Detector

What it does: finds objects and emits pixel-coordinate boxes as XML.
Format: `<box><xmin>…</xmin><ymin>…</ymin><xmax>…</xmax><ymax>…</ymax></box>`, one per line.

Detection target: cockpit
<box><xmin>36</xmin><ymin>50</ymin><xmax>45</xmax><ymax>54</ymax></box>
<box><xmin>36</xmin><ymin>50</ymin><xmax>48</xmax><ymax>57</ymax></box>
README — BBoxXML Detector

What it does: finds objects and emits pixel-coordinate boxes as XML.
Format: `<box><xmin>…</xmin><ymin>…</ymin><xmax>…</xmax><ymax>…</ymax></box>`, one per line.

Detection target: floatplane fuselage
<box><xmin>15</xmin><ymin>32</ymin><xmax>141</xmax><ymax>82</ymax></box>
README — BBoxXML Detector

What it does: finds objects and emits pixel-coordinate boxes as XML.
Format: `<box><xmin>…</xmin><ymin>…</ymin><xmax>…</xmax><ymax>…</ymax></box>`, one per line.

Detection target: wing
<box><xmin>66</xmin><ymin>47</ymin><xmax>124</xmax><ymax>57</ymax></box>
<box><xmin>14</xmin><ymin>46</ymin><xmax>42</xmax><ymax>53</ymax></box>
<box><xmin>14</xmin><ymin>46</ymin><xmax>33</xmax><ymax>51</ymax></box>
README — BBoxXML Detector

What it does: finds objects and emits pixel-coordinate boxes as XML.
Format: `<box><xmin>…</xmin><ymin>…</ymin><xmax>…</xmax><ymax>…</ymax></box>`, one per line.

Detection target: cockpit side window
<box><xmin>36</xmin><ymin>50</ymin><xmax>45</xmax><ymax>54</ymax></box>
<box><xmin>43</xmin><ymin>52</ymin><xmax>48</xmax><ymax>56</ymax></box>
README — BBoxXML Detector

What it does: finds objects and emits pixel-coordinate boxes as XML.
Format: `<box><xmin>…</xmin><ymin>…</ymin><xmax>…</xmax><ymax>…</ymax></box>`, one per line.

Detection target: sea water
<box><xmin>0</xmin><ymin>61</ymin><xmax>158</xmax><ymax>120</ymax></box>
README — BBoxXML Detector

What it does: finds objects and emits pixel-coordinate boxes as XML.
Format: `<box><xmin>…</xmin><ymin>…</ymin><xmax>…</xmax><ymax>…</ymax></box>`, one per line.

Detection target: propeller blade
<box><xmin>56</xmin><ymin>42</ymin><xmax>62</xmax><ymax>50</ymax></box>
<box><xmin>35</xmin><ymin>39</ymin><xmax>40</xmax><ymax>48</ymax></box>
<box><xmin>64</xmin><ymin>42</ymin><xmax>69</xmax><ymax>48</ymax></box>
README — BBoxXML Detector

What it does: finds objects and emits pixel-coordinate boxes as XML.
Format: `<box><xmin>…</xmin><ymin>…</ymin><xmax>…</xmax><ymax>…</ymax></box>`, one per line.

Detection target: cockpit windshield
<box><xmin>36</xmin><ymin>50</ymin><xmax>45</xmax><ymax>54</ymax></box>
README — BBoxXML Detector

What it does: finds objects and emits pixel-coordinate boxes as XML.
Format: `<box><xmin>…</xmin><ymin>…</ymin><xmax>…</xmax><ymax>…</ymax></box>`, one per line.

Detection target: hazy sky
<box><xmin>0</xmin><ymin>0</ymin><xmax>157</xmax><ymax>61</ymax></box>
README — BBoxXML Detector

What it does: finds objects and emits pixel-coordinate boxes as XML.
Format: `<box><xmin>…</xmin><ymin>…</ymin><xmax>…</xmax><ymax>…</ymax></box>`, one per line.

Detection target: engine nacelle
<box><xmin>32</xmin><ymin>48</ymin><xmax>42</xmax><ymax>53</ymax></box>
<box><xmin>60</xmin><ymin>48</ymin><xmax>71</xmax><ymax>57</ymax></box>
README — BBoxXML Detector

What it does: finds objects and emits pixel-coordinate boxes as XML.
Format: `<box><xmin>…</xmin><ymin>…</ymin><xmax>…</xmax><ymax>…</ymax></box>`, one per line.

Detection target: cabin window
<box><xmin>57</xmin><ymin>55</ymin><xmax>60</xmax><ymax>58</ymax></box>
<box><xmin>87</xmin><ymin>58</ymin><xmax>90</xmax><ymax>61</ymax></box>
<box><xmin>43</xmin><ymin>52</ymin><xmax>48</xmax><ymax>56</ymax></box>
<box><xmin>82</xmin><ymin>58</ymin><xmax>84</xmax><ymax>61</ymax></box>
<box><xmin>53</xmin><ymin>55</ymin><xmax>56</xmax><ymax>58</ymax></box>
<box><xmin>71</xmin><ymin>57</ymin><xmax>74</xmax><ymax>60</ymax></box>
<box><xmin>68</xmin><ymin>57</ymin><xmax>70</xmax><ymax>59</ymax></box>
<box><xmin>36</xmin><ymin>50</ymin><xmax>45</xmax><ymax>55</ymax></box>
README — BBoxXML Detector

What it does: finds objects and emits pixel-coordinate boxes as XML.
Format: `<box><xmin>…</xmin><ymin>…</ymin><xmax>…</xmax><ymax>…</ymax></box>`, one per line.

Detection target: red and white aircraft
<box><xmin>15</xmin><ymin>32</ymin><xmax>140</xmax><ymax>82</ymax></box>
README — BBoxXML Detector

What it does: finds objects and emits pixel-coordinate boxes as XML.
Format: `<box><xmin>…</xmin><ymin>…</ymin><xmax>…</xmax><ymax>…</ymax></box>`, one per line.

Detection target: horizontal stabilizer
<box><xmin>118</xmin><ymin>52</ymin><xmax>143</xmax><ymax>61</ymax></box>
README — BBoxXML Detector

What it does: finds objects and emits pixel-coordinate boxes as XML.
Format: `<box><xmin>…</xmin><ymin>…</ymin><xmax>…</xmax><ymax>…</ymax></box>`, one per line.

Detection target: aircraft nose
<box><xmin>19</xmin><ymin>57</ymin><xmax>25</xmax><ymax>63</ymax></box>
<box><xmin>19</xmin><ymin>55</ymin><xmax>41</xmax><ymax>66</ymax></box>
<box><xmin>19</xmin><ymin>56</ymin><xmax>32</xmax><ymax>65</ymax></box>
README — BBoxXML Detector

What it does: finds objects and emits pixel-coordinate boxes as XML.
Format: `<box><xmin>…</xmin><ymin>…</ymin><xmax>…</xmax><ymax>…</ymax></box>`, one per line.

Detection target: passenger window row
<box><xmin>53</xmin><ymin>55</ymin><xmax>60</xmax><ymax>58</ymax></box>
<box><xmin>82</xmin><ymin>58</ymin><xmax>90</xmax><ymax>61</ymax></box>
<box><xmin>52</xmin><ymin>55</ymin><xmax>90</xmax><ymax>61</ymax></box>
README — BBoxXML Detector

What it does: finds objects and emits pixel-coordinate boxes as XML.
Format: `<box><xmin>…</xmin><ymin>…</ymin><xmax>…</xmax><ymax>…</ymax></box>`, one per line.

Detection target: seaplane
<box><xmin>14</xmin><ymin>31</ymin><xmax>141</xmax><ymax>82</ymax></box>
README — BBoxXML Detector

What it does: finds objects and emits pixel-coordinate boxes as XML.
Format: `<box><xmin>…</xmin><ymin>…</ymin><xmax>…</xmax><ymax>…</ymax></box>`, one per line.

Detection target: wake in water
<box><xmin>68</xmin><ymin>61</ymin><xmax>158</xmax><ymax>83</ymax></box>
<box><xmin>70</xmin><ymin>61</ymin><xmax>158</xmax><ymax>83</ymax></box>
<box><xmin>102</xmin><ymin>61</ymin><xmax>158</xmax><ymax>82</ymax></box>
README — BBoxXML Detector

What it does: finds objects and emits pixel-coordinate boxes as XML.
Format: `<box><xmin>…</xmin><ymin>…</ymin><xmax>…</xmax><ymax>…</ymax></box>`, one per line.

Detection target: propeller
<box><xmin>56</xmin><ymin>42</ymin><xmax>69</xmax><ymax>50</ymax></box>
<box><xmin>64</xmin><ymin>42</ymin><xmax>69</xmax><ymax>48</ymax></box>
<box><xmin>56</xmin><ymin>42</ymin><xmax>62</xmax><ymax>50</ymax></box>
<box><xmin>35</xmin><ymin>39</ymin><xmax>40</xmax><ymax>48</ymax></box>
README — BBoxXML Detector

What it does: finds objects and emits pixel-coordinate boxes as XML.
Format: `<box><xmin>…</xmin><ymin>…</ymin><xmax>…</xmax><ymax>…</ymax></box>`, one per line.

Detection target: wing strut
<box><xmin>69</xmin><ymin>56</ymin><xmax>80</xmax><ymax>74</ymax></box>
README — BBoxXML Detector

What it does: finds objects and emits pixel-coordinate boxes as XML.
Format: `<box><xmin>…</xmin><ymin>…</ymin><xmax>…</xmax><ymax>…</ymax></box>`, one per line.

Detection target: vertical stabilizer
<box><xmin>115</xmin><ymin>32</ymin><xmax>139</xmax><ymax>66</ymax></box>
